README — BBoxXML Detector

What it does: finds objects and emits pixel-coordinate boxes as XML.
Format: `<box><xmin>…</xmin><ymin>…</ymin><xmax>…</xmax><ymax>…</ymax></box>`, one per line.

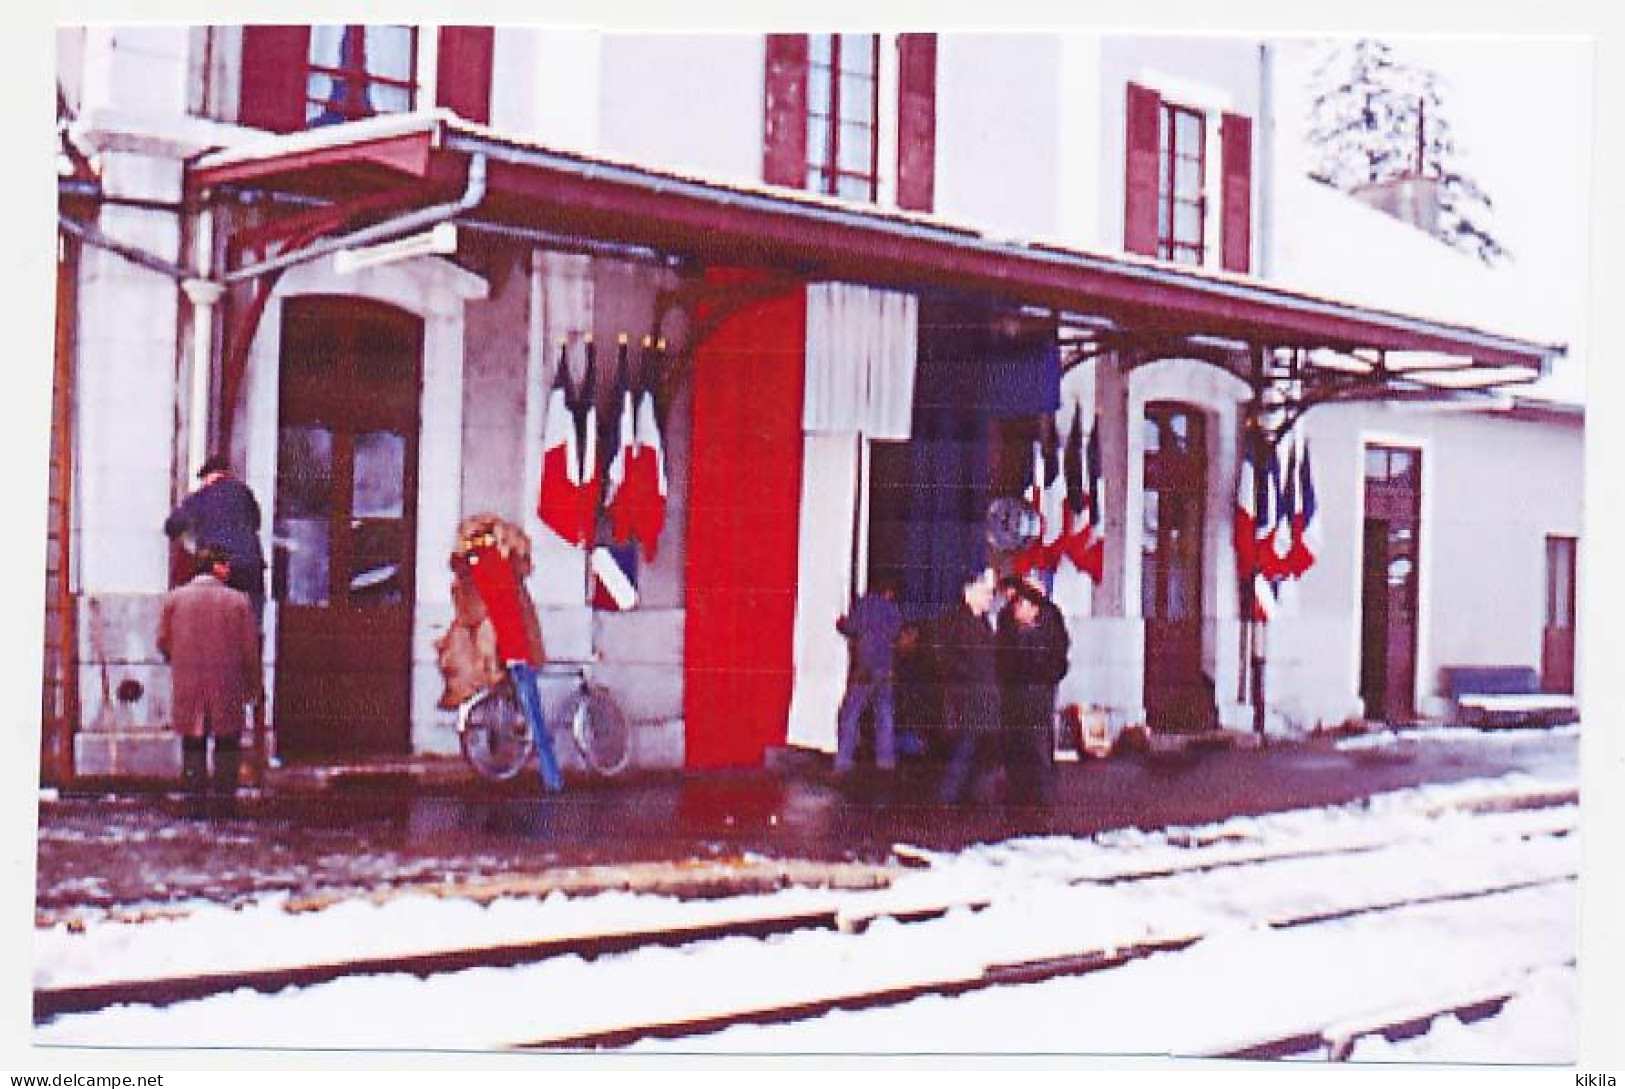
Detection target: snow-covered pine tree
<box><xmin>1304</xmin><ymin>39</ymin><xmax>1511</xmax><ymax>266</ymax></box>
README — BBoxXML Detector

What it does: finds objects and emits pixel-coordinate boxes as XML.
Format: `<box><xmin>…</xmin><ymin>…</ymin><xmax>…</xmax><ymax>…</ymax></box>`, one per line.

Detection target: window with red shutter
<box><xmin>240</xmin><ymin>24</ymin><xmax>446</xmax><ymax>133</ymax></box>
<box><xmin>805</xmin><ymin>34</ymin><xmax>880</xmax><ymax>200</ymax></box>
<box><xmin>1157</xmin><ymin>101</ymin><xmax>1207</xmax><ymax>265</ymax></box>
<box><xmin>896</xmin><ymin>33</ymin><xmax>937</xmax><ymax>212</ymax></box>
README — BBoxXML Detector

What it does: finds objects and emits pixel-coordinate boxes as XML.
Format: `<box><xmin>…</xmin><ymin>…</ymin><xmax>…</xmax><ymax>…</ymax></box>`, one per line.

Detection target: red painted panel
<box><xmin>436</xmin><ymin>26</ymin><xmax>495</xmax><ymax>124</ymax></box>
<box><xmin>1221</xmin><ymin>112</ymin><xmax>1254</xmax><ymax>273</ymax></box>
<box><xmin>240</xmin><ymin>25</ymin><xmax>312</xmax><ymax>134</ymax></box>
<box><xmin>763</xmin><ymin>35</ymin><xmax>810</xmax><ymax>188</ymax></box>
<box><xmin>683</xmin><ymin>272</ymin><xmax>806</xmax><ymax>768</ymax></box>
<box><xmin>896</xmin><ymin>34</ymin><xmax>938</xmax><ymax>212</ymax></box>
<box><xmin>1123</xmin><ymin>82</ymin><xmax>1162</xmax><ymax>257</ymax></box>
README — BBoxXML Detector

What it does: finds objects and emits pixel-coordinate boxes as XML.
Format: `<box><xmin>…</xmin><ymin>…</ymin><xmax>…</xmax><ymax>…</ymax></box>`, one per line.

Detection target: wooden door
<box><xmin>1359</xmin><ymin>446</ymin><xmax>1421</xmax><ymax>723</ymax></box>
<box><xmin>1542</xmin><ymin>535</ymin><xmax>1577</xmax><ymax>694</ymax></box>
<box><xmin>1143</xmin><ymin>404</ymin><xmax>1213</xmax><ymax>732</ymax></box>
<box><xmin>272</xmin><ymin>297</ymin><xmax>421</xmax><ymax>758</ymax></box>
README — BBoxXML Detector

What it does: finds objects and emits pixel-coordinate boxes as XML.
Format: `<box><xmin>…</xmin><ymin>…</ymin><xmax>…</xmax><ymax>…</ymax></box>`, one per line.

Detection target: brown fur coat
<box><xmin>433</xmin><ymin>514</ymin><xmax>547</xmax><ymax>708</ymax></box>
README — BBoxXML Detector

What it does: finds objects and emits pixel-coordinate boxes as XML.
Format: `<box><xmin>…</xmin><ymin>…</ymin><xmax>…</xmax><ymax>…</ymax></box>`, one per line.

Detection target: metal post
<box><xmin>1249</xmin><ymin>346</ymin><xmax>1269</xmax><ymax>740</ymax></box>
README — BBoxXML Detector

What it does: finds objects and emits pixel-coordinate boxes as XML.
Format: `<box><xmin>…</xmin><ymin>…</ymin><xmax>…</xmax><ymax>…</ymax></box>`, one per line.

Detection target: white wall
<box><xmin>597</xmin><ymin>34</ymin><xmax>764</xmax><ymax>186</ymax></box>
<box><xmin>935</xmin><ymin>35</ymin><xmax>1064</xmax><ymax>242</ymax></box>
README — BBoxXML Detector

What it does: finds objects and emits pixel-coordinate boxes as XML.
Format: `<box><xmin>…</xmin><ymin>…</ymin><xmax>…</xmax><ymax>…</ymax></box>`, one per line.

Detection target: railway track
<box><xmin>34</xmin><ymin>800</ymin><xmax>1577</xmax><ymax>1051</ymax></box>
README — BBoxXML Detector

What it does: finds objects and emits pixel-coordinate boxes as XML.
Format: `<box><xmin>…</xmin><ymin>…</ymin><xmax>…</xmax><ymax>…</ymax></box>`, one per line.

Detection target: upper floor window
<box><xmin>240</xmin><ymin>25</ymin><xmax>494</xmax><ymax>135</ymax></box>
<box><xmin>305</xmin><ymin>25</ymin><xmax>419</xmax><ymax>127</ymax></box>
<box><xmin>1124</xmin><ymin>81</ymin><xmax>1252</xmax><ymax>274</ymax></box>
<box><xmin>1157</xmin><ymin>102</ymin><xmax>1206</xmax><ymax>266</ymax></box>
<box><xmin>763</xmin><ymin>33</ymin><xmax>937</xmax><ymax>212</ymax></box>
<box><xmin>807</xmin><ymin>34</ymin><xmax>880</xmax><ymax>200</ymax></box>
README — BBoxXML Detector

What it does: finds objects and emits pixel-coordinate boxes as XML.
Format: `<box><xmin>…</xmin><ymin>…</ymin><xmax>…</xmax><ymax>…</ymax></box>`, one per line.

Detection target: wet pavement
<box><xmin>33</xmin><ymin>729</ymin><xmax>1578</xmax><ymax>919</ymax></box>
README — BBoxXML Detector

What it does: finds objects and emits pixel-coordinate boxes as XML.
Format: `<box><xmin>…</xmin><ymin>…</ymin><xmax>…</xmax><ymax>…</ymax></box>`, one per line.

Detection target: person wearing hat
<box><xmin>995</xmin><ymin>575</ymin><xmax>1071</xmax><ymax>806</ymax></box>
<box><xmin>158</xmin><ymin>547</ymin><xmax>262</xmax><ymax>816</ymax></box>
<box><xmin>164</xmin><ymin>455</ymin><xmax>267</xmax><ymax>625</ymax></box>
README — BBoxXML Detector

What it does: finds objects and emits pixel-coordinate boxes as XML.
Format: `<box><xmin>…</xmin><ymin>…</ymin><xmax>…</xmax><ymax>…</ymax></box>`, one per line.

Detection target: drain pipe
<box><xmin>182</xmin><ymin>210</ymin><xmax>221</xmax><ymax>479</ymax></box>
<box><xmin>221</xmin><ymin>153</ymin><xmax>489</xmax><ymax>284</ymax></box>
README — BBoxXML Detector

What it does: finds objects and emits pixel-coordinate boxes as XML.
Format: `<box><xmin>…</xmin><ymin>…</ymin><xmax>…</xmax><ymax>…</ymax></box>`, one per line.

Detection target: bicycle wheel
<box><xmin>459</xmin><ymin>680</ymin><xmax>535</xmax><ymax>781</ymax></box>
<box><xmin>563</xmin><ymin>686</ymin><xmax>632</xmax><ymax>777</ymax></box>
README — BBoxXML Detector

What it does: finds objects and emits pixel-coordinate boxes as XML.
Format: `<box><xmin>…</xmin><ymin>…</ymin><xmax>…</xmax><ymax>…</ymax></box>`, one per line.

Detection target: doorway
<box><xmin>1542</xmin><ymin>535</ymin><xmax>1577</xmax><ymax>694</ymax></box>
<box><xmin>272</xmin><ymin>297</ymin><xmax>422</xmax><ymax>758</ymax></box>
<box><xmin>1142</xmin><ymin>402</ymin><xmax>1213</xmax><ymax>731</ymax></box>
<box><xmin>1359</xmin><ymin>445</ymin><xmax>1421</xmax><ymax>723</ymax></box>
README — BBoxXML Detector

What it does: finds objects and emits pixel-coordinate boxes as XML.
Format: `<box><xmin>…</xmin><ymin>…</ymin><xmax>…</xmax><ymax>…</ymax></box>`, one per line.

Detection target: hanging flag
<box><xmin>574</xmin><ymin>337</ymin><xmax>602</xmax><ymax>547</ymax></box>
<box><xmin>1285</xmin><ymin>433</ymin><xmax>1319</xmax><ymax>579</ymax></box>
<box><xmin>1039</xmin><ymin>415</ymin><xmax>1067</xmax><ymax>566</ymax></box>
<box><xmin>1012</xmin><ymin>425</ymin><xmax>1060</xmax><ymax>576</ymax></box>
<box><xmin>1234</xmin><ymin>436</ymin><xmax>1278</xmax><ymax>621</ymax></box>
<box><xmin>627</xmin><ymin>339</ymin><xmax>670</xmax><ymax>562</ymax></box>
<box><xmin>1078</xmin><ymin>424</ymin><xmax>1106</xmax><ymax>582</ymax></box>
<box><xmin>1264</xmin><ymin>437</ymin><xmax>1296</xmax><ymax>581</ymax></box>
<box><xmin>589</xmin><ymin>545</ymin><xmax>640</xmax><ymax>611</ymax></box>
<box><xmin>537</xmin><ymin>340</ymin><xmax>585</xmax><ymax>545</ymax></box>
<box><xmin>603</xmin><ymin>335</ymin><xmax>639</xmax><ymax>546</ymax></box>
<box><xmin>1057</xmin><ymin>402</ymin><xmax>1101</xmax><ymax>578</ymax></box>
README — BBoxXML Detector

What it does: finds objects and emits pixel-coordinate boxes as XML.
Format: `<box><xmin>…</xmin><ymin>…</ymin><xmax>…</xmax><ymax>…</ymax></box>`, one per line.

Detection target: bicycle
<box><xmin>455</xmin><ymin>659</ymin><xmax>632</xmax><ymax>781</ymax></box>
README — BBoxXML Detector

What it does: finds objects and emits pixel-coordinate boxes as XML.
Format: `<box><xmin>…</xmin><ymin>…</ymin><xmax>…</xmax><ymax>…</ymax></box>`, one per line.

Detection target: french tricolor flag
<box><xmin>1285</xmin><ymin>433</ymin><xmax>1319</xmax><ymax>579</ymax></box>
<box><xmin>1235</xmin><ymin>438</ymin><xmax>1278</xmax><ymax>620</ymax></box>
<box><xmin>537</xmin><ymin>340</ymin><xmax>585</xmax><ymax>546</ymax></box>
<box><xmin>603</xmin><ymin>336</ymin><xmax>639</xmax><ymax>547</ymax></box>
<box><xmin>625</xmin><ymin>339</ymin><xmax>669</xmax><ymax>562</ymax></box>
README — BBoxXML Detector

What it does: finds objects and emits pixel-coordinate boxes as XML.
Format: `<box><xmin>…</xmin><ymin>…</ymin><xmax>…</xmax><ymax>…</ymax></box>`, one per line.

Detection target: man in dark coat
<box><xmin>834</xmin><ymin>576</ymin><xmax>904</xmax><ymax>775</ymax></box>
<box><xmin>933</xmin><ymin>565</ymin><xmax>1001</xmax><ymax>805</ymax></box>
<box><xmin>997</xmin><ymin>577</ymin><xmax>1071</xmax><ymax>805</ymax></box>
<box><xmin>164</xmin><ymin>455</ymin><xmax>267</xmax><ymax>625</ymax></box>
<box><xmin>158</xmin><ymin>548</ymin><xmax>261</xmax><ymax>815</ymax></box>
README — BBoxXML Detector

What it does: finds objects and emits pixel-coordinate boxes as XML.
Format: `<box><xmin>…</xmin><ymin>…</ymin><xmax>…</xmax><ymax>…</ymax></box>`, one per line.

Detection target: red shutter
<box><xmin>896</xmin><ymin>33</ymin><xmax>938</xmax><ymax>212</ymax></box>
<box><xmin>436</xmin><ymin>26</ymin><xmax>495</xmax><ymax>124</ymax></box>
<box><xmin>1221</xmin><ymin>112</ymin><xmax>1254</xmax><ymax>273</ymax></box>
<box><xmin>1123</xmin><ymin>82</ymin><xmax>1162</xmax><ymax>257</ymax></box>
<box><xmin>762</xmin><ymin>34</ymin><xmax>809</xmax><ymax>188</ymax></box>
<box><xmin>239</xmin><ymin>25</ymin><xmax>311</xmax><ymax>134</ymax></box>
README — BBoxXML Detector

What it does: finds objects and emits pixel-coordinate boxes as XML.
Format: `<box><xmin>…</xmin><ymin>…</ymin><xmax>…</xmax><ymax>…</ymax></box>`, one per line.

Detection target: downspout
<box><xmin>181</xmin><ymin>210</ymin><xmax>221</xmax><ymax>479</ymax></box>
<box><xmin>220</xmin><ymin>153</ymin><xmax>489</xmax><ymax>284</ymax></box>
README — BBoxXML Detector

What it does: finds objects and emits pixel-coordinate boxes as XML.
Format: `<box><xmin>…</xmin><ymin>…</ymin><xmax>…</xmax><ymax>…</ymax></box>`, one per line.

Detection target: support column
<box><xmin>73</xmin><ymin>149</ymin><xmax>187</xmax><ymax>779</ymax></box>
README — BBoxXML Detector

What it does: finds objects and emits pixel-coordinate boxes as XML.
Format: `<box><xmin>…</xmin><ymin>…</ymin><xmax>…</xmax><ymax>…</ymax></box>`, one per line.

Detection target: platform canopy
<box><xmin>188</xmin><ymin>110</ymin><xmax>1564</xmax><ymax>409</ymax></box>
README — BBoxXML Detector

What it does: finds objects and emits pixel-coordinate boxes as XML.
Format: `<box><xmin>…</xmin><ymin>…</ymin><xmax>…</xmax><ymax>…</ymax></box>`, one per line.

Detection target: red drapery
<box><xmin>683</xmin><ymin>271</ymin><xmax>806</xmax><ymax>769</ymax></box>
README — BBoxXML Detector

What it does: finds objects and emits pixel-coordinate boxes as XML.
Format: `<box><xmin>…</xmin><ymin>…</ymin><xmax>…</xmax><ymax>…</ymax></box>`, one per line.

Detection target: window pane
<box><xmin>1175</xmin><ymin>153</ymin><xmax>1202</xmax><ymax>197</ymax></box>
<box><xmin>808</xmin><ymin>65</ymin><xmax>831</xmax><ymax>117</ymax></box>
<box><xmin>809</xmin><ymin>34</ymin><xmax>833</xmax><ymax>67</ymax></box>
<box><xmin>806</xmin><ymin>116</ymin><xmax>830</xmax><ymax>173</ymax></box>
<box><xmin>353</xmin><ymin>430</ymin><xmax>406</xmax><ymax>519</ymax></box>
<box><xmin>1389</xmin><ymin>449</ymin><xmax>1415</xmax><ymax>481</ymax></box>
<box><xmin>836</xmin><ymin>172</ymin><xmax>873</xmax><ymax>200</ymax></box>
<box><xmin>366</xmin><ymin>25</ymin><xmax>415</xmax><ymax>83</ymax></box>
<box><xmin>1175</xmin><ymin>109</ymin><xmax>1203</xmax><ymax>151</ymax></box>
<box><xmin>1158</xmin><ymin>107</ymin><xmax>1170</xmax><ymax>152</ymax></box>
<box><xmin>348</xmin><ymin>519</ymin><xmax>405</xmax><ymax>606</ymax></box>
<box><xmin>839</xmin><ymin>71</ymin><xmax>874</xmax><ymax>120</ymax></box>
<box><xmin>838</xmin><ymin>120</ymin><xmax>873</xmax><ymax>172</ymax></box>
<box><xmin>277</xmin><ymin>426</ymin><xmax>333</xmax><ymax>518</ymax></box>
<box><xmin>309</xmin><ymin>25</ymin><xmax>345</xmax><ymax>68</ymax></box>
<box><xmin>1143</xmin><ymin>416</ymin><xmax>1161</xmax><ymax>454</ymax></box>
<box><xmin>839</xmin><ymin>34</ymin><xmax>876</xmax><ymax>75</ymax></box>
<box><xmin>1365</xmin><ymin>448</ymin><xmax>1387</xmax><ymax>481</ymax></box>
<box><xmin>272</xmin><ymin>518</ymin><xmax>330</xmax><ymax>606</ymax></box>
<box><xmin>1173</xmin><ymin>200</ymin><xmax>1202</xmax><ymax>245</ymax></box>
<box><xmin>368</xmin><ymin>82</ymin><xmax>412</xmax><ymax>117</ymax></box>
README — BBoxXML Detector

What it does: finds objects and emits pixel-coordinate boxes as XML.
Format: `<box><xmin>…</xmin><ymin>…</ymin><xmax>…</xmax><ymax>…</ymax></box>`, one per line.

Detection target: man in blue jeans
<box><xmin>834</xmin><ymin>577</ymin><xmax>904</xmax><ymax>776</ymax></box>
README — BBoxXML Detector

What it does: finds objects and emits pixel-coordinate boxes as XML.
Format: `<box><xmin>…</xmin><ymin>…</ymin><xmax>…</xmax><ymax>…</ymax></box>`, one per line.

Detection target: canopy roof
<box><xmin>190</xmin><ymin>111</ymin><xmax>1563</xmax><ymax>395</ymax></box>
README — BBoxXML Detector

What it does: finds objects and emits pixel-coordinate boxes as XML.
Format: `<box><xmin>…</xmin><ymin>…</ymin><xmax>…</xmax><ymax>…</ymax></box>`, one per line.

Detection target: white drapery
<box><xmin>784</xmin><ymin>433</ymin><xmax>861</xmax><ymax>753</ymax></box>
<box><xmin>802</xmin><ymin>283</ymin><xmax>918</xmax><ymax>441</ymax></box>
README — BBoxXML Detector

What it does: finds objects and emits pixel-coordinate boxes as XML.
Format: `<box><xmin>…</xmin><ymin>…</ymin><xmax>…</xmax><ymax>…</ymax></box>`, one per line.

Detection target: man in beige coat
<box><xmin>158</xmin><ymin>548</ymin><xmax>261</xmax><ymax>813</ymax></box>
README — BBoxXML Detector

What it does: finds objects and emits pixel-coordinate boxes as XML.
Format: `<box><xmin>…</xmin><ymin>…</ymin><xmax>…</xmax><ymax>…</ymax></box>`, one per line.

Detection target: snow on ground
<box><xmin>32</xmin><ymin>770</ymin><xmax>1579</xmax><ymax>1059</ymax></box>
<box><xmin>1336</xmin><ymin>724</ymin><xmax>1580</xmax><ymax>751</ymax></box>
<box><xmin>32</xmin><ymin>770</ymin><xmax>1574</xmax><ymax>990</ymax></box>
